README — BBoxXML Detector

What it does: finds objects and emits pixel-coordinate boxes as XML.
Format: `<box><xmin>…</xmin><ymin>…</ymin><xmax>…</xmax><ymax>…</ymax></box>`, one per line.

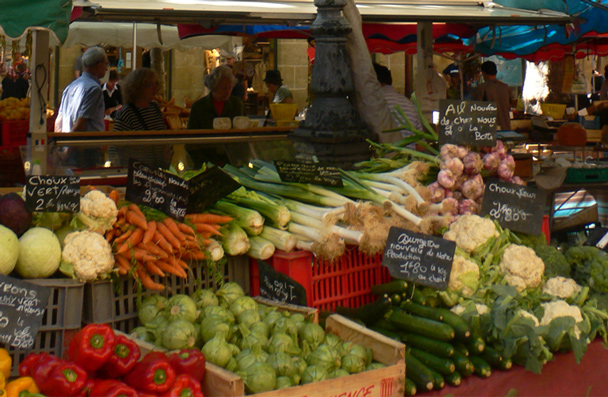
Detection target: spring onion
<box><xmin>212</xmin><ymin>200</ymin><xmax>264</xmax><ymax>236</ymax></box>
<box><xmin>289</xmin><ymin>211</ymin><xmax>362</xmax><ymax>245</ymax></box>
<box><xmin>247</xmin><ymin>236</ymin><xmax>276</xmax><ymax>260</ymax></box>
<box><xmin>204</xmin><ymin>239</ymin><xmax>225</xmax><ymax>262</ymax></box>
<box><xmin>259</xmin><ymin>225</ymin><xmax>297</xmax><ymax>252</ymax></box>
<box><xmin>227</xmin><ymin>187</ymin><xmax>290</xmax><ymax>228</ymax></box>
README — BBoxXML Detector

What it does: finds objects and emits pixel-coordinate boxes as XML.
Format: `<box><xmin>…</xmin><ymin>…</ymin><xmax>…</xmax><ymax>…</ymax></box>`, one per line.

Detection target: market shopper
<box><xmin>1</xmin><ymin>63</ymin><xmax>29</xmax><ymax>100</ymax></box>
<box><xmin>473</xmin><ymin>60</ymin><xmax>512</xmax><ymax>130</ymax></box>
<box><xmin>264</xmin><ymin>70</ymin><xmax>294</xmax><ymax>104</ymax></box>
<box><xmin>103</xmin><ymin>70</ymin><xmax>123</xmax><ymax>119</ymax></box>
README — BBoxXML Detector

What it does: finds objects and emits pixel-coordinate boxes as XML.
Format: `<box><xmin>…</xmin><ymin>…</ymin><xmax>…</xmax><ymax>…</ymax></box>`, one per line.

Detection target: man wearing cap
<box><xmin>264</xmin><ymin>70</ymin><xmax>294</xmax><ymax>104</ymax></box>
<box><xmin>473</xmin><ymin>60</ymin><xmax>512</xmax><ymax>130</ymax></box>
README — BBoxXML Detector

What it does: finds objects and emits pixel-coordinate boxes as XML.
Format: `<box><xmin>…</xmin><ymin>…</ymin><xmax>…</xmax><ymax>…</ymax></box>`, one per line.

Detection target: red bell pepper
<box><xmin>68</xmin><ymin>323</ymin><xmax>116</xmax><ymax>373</ymax></box>
<box><xmin>138</xmin><ymin>392</ymin><xmax>159</xmax><ymax>397</ymax></box>
<box><xmin>19</xmin><ymin>352</ymin><xmax>59</xmax><ymax>377</ymax></box>
<box><xmin>89</xmin><ymin>379</ymin><xmax>139</xmax><ymax>397</ymax></box>
<box><xmin>32</xmin><ymin>359</ymin><xmax>88</xmax><ymax>397</ymax></box>
<box><xmin>123</xmin><ymin>358</ymin><xmax>176</xmax><ymax>393</ymax></box>
<box><xmin>78</xmin><ymin>377</ymin><xmax>98</xmax><ymax>397</ymax></box>
<box><xmin>167</xmin><ymin>349</ymin><xmax>206</xmax><ymax>382</ymax></box>
<box><xmin>159</xmin><ymin>374</ymin><xmax>204</xmax><ymax>397</ymax></box>
<box><xmin>99</xmin><ymin>335</ymin><xmax>141</xmax><ymax>378</ymax></box>
<box><xmin>142</xmin><ymin>351</ymin><xmax>170</xmax><ymax>363</ymax></box>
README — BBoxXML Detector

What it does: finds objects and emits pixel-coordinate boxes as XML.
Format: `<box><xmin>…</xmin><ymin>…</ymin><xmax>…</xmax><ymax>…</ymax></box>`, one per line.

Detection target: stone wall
<box><xmin>276</xmin><ymin>39</ymin><xmax>309</xmax><ymax>113</ymax></box>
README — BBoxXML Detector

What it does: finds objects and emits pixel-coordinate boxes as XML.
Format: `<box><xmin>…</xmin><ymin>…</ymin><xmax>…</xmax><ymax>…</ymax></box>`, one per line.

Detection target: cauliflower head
<box><xmin>540</xmin><ymin>300</ymin><xmax>583</xmax><ymax>337</ymax></box>
<box><xmin>519</xmin><ymin>309</ymin><xmax>540</xmax><ymax>327</ymax></box>
<box><xmin>443</xmin><ymin>214</ymin><xmax>499</xmax><ymax>254</ymax></box>
<box><xmin>499</xmin><ymin>244</ymin><xmax>544</xmax><ymax>292</ymax></box>
<box><xmin>61</xmin><ymin>231</ymin><xmax>115</xmax><ymax>282</ymax></box>
<box><xmin>74</xmin><ymin>190</ymin><xmax>118</xmax><ymax>233</ymax></box>
<box><xmin>451</xmin><ymin>302</ymin><xmax>489</xmax><ymax>316</ymax></box>
<box><xmin>448</xmin><ymin>254</ymin><xmax>479</xmax><ymax>296</ymax></box>
<box><xmin>542</xmin><ymin>277</ymin><xmax>582</xmax><ymax>299</ymax></box>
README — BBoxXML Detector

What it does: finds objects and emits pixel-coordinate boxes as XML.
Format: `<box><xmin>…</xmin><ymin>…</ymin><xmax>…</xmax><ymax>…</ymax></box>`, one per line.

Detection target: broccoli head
<box><xmin>514</xmin><ymin>232</ymin><xmax>548</xmax><ymax>250</ymax></box>
<box><xmin>588</xmin><ymin>252</ymin><xmax>608</xmax><ymax>294</ymax></box>
<box><xmin>534</xmin><ymin>245</ymin><xmax>570</xmax><ymax>278</ymax></box>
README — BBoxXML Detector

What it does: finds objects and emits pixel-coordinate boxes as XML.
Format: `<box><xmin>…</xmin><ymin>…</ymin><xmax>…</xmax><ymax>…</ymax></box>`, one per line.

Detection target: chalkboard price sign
<box><xmin>24</xmin><ymin>175</ymin><xmax>80</xmax><ymax>213</ymax></box>
<box><xmin>479</xmin><ymin>178</ymin><xmax>545</xmax><ymax>235</ymax></box>
<box><xmin>382</xmin><ymin>227</ymin><xmax>456</xmax><ymax>289</ymax></box>
<box><xmin>126</xmin><ymin>160</ymin><xmax>189</xmax><ymax>221</ymax></box>
<box><xmin>438</xmin><ymin>100</ymin><xmax>497</xmax><ymax>147</ymax></box>
<box><xmin>188</xmin><ymin>167</ymin><xmax>241</xmax><ymax>214</ymax></box>
<box><xmin>275</xmin><ymin>160</ymin><xmax>343</xmax><ymax>187</ymax></box>
<box><xmin>0</xmin><ymin>275</ymin><xmax>50</xmax><ymax>350</ymax></box>
<box><xmin>258</xmin><ymin>260</ymin><xmax>307</xmax><ymax>306</ymax></box>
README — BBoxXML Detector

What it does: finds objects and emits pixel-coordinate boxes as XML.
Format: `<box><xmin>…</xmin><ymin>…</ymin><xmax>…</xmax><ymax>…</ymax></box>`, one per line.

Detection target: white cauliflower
<box><xmin>519</xmin><ymin>309</ymin><xmax>540</xmax><ymax>327</ymax></box>
<box><xmin>61</xmin><ymin>231</ymin><xmax>115</xmax><ymax>282</ymax></box>
<box><xmin>74</xmin><ymin>190</ymin><xmax>118</xmax><ymax>233</ymax></box>
<box><xmin>542</xmin><ymin>277</ymin><xmax>582</xmax><ymax>299</ymax></box>
<box><xmin>499</xmin><ymin>244</ymin><xmax>544</xmax><ymax>292</ymax></box>
<box><xmin>451</xmin><ymin>302</ymin><xmax>489</xmax><ymax>316</ymax></box>
<box><xmin>540</xmin><ymin>300</ymin><xmax>583</xmax><ymax>338</ymax></box>
<box><xmin>448</xmin><ymin>255</ymin><xmax>479</xmax><ymax>296</ymax></box>
<box><xmin>443</xmin><ymin>214</ymin><xmax>499</xmax><ymax>254</ymax></box>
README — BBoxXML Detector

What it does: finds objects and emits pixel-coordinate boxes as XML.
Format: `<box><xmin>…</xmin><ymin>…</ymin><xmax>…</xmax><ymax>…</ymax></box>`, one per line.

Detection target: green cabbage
<box><xmin>0</xmin><ymin>224</ymin><xmax>19</xmax><ymax>275</ymax></box>
<box><xmin>202</xmin><ymin>332</ymin><xmax>233</xmax><ymax>368</ymax></box>
<box><xmin>328</xmin><ymin>368</ymin><xmax>350</xmax><ymax>378</ymax></box>
<box><xmin>341</xmin><ymin>353</ymin><xmax>366</xmax><ymax>374</ymax></box>
<box><xmin>271</xmin><ymin>317</ymin><xmax>298</xmax><ymax>338</ymax></box>
<box><xmin>322</xmin><ymin>333</ymin><xmax>342</xmax><ymax>349</ymax></box>
<box><xmin>201</xmin><ymin>315</ymin><xmax>232</xmax><ymax>343</ymax></box>
<box><xmin>145</xmin><ymin>315</ymin><xmax>169</xmax><ymax>342</ymax></box>
<box><xmin>162</xmin><ymin>319</ymin><xmax>197</xmax><ymax>350</ymax></box>
<box><xmin>264</xmin><ymin>310</ymin><xmax>283</xmax><ymax>327</ymax></box>
<box><xmin>231</xmin><ymin>296</ymin><xmax>258</xmax><ymax>317</ymax></box>
<box><xmin>138</xmin><ymin>303</ymin><xmax>163</xmax><ymax>325</ymax></box>
<box><xmin>216</xmin><ymin>282</ymin><xmax>245</xmax><ymax>306</ymax></box>
<box><xmin>191</xmin><ymin>288</ymin><xmax>219</xmax><ymax>310</ymax></box>
<box><xmin>16</xmin><ymin>227</ymin><xmax>61</xmax><ymax>278</ymax></box>
<box><xmin>306</xmin><ymin>344</ymin><xmax>341</xmax><ymax>371</ymax></box>
<box><xmin>267</xmin><ymin>351</ymin><xmax>295</xmax><ymax>378</ymax></box>
<box><xmin>276</xmin><ymin>376</ymin><xmax>294</xmax><ymax>389</ymax></box>
<box><xmin>298</xmin><ymin>322</ymin><xmax>325</xmax><ymax>350</ymax></box>
<box><xmin>236</xmin><ymin>344</ymin><xmax>268</xmax><ymax>373</ymax></box>
<box><xmin>267</xmin><ymin>333</ymin><xmax>301</xmax><ymax>355</ymax></box>
<box><xmin>165</xmin><ymin>294</ymin><xmax>198</xmax><ymax>323</ymax></box>
<box><xmin>239</xmin><ymin>323</ymin><xmax>268</xmax><ymax>350</ymax></box>
<box><xmin>250</xmin><ymin>321</ymin><xmax>270</xmax><ymax>339</ymax></box>
<box><xmin>290</xmin><ymin>313</ymin><xmax>307</xmax><ymax>331</ymax></box>
<box><xmin>141</xmin><ymin>295</ymin><xmax>169</xmax><ymax>310</ymax></box>
<box><xmin>238</xmin><ymin>309</ymin><xmax>261</xmax><ymax>328</ymax></box>
<box><xmin>239</xmin><ymin>362</ymin><xmax>277</xmax><ymax>394</ymax></box>
<box><xmin>366</xmin><ymin>362</ymin><xmax>386</xmax><ymax>371</ymax></box>
<box><xmin>203</xmin><ymin>305</ymin><xmax>235</xmax><ymax>325</ymax></box>
<box><xmin>129</xmin><ymin>326</ymin><xmax>154</xmax><ymax>343</ymax></box>
<box><xmin>301</xmin><ymin>364</ymin><xmax>329</xmax><ymax>384</ymax></box>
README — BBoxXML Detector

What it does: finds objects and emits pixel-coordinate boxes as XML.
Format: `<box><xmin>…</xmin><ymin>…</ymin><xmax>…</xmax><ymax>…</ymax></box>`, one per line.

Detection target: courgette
<box><xmin>390</xmin><ymin>308</ymin><xmax>455</xmax><ymax>342</ymax></box>
<box><xmin>499</xmin><ymin>357</ymin><xmax>513</xmax><ymax>371</ymax></box>
<box><xmin>444</xmin><ymin>370</ymin><xmax>462</xmax><ymax>387</ymax></box>
<box><xmin>406</xmin><ymin>352</ymin><xmax>434</xmax><ymax>391</ymax></box>
<box><xmin>400</xmin><ymin>332</ymin><xmax>454</xmax><ymax>358</ymax></box>
<box><xmin>406</xmin><ymin>284</ymin><xmax>427</xmax><ymax>305</ymax></box>
<box><xmin>465</xmin><ymin>335</ymin><xmax>485</xmax><ymax>354</ymax></box>
<box><xmin>469</xmin><ymin>355</ymin><xmax>492</xmax><ymax>378</ymax></box>
<box><xmin>372</xmin><ymin>317</ymin><xmax>398</xmax><ymax>332</ymax></box>
<box><xmin>426</xmin><ymin>365</ymin><xmax>446</xmax><ymax>390</ymax></box>
<box><xmin>400</xmin><ymin>301</ymin><xmax>444</xmax><ymax>322</ymax></box>
<box><xmin>391</xmin><ymin>293</ymin><xmax>402</xmax><ymax>306</ymax></box>
<box><xmin>371</xmin><ymin>280</ymin><xmax>408</xmax><ymax>296</ymax></box>
<box><xmin>404</xmin><ymin>377</ymin><xmax>417</xmax><ymax>396</ymax></box>
<box><xmin>336</xmin><ymin>296</ymin><xmax>392</xmax><ymax>326</ymax></box>
<box><xmin>435</xmin><ymin>308</ymin><xmax>472</xmax><ymax>341</ymax></box>
<box><xmin>477</xmin><ymin>345</ymin><xmax>503</xmax><ymax>367</ymax></box>
<box><xmin>451</xmin><ymin>349</ymin><xmax>474</xmax><ymax>377</ymax></box>
<box><xmin>454</xmin><ymin>342</ymin><xmax>469</xmax><ymax>357</ymax></box>
<box><xmin>409</xmin><ymin>347</ymin><xmax>456</xmax><ymax>376</ymax></box>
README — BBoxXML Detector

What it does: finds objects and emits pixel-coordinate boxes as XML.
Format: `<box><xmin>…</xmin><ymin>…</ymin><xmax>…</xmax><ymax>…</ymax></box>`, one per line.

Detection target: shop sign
<box><xmin>275</xmin><ymin>160</ymin><xmax>343</xmax><ymax>187</ymax></box>
<box><xmin>258</xmin><ymin>260</ymin><xmax>307</xmax><ymax>306</ymax></box>
<box><xmin>24</xmin><ymin>175</ymin><xmax>80</xmax><ymax>213</ymax></box>
<box><xmin>187</xmin><ymin>167</ymin><xmax>241</xmax><ymax>213</ymax></box>
<box><xmin>438</xmin><ymin>100</ymin><xmax>497</xmax><ymax>147</ymax></box>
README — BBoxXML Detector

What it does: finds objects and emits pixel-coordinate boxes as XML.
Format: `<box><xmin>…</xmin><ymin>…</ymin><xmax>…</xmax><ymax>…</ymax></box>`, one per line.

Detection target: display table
<box><xmin>422</xmin><ymin>339</ymin><xmax>608</xmax><ymax>396</ymax></box>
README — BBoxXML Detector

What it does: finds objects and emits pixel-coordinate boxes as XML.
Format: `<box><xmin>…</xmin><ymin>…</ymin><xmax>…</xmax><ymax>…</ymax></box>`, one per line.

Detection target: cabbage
<box><xmin>145</xmin><ymin>316</ymin><xmax>170</xmax><ymax>343</ymax></box>
<box><xmin>267</xmin><ymin>333</ymin><xmax>301</xmax><ymax>355</ymax></box>
<box><xmin>138</xmin><ymin>303</ymin><xmax>163</xmax><ymax>325</ymax></box>
<box><xmin>141</xmin><ymin>295</ymin><xmax>169</xmax><ymax>310</ymax></box>
<box><xmin>299</xmin><ymin>322</ymin><xmax>325</xmax><ymax>350</ymax></box>
<box><xmin>236</xmin><ymin>344</ymin><xmax>268</xmax><ymax>372</ymax></box>
<box><xmin>340</xmin><ymin>342</ymin><xmax>371</xmax><ymax>365</ymax></box>
<box><xmin>292</xmin><ymin>355</ymin><xmax>308</xmax><ymax>378</ymax></box>
<box><xmin>0</xmin><ymin>224</ymin><xmax>19</xmax><ymax>275</ymax></box>
<box><xmin>272</xmin><ymin>317</ymin><xmax>298</xmax><ymax>338</ymax></box>
<box><xmin>366</xmin><ymin>362</ymin><xmax>386</xmax><ymax>371</ymax></box>
<box><xmin>267</xmin><ymin>351</ymin><xmax>295</xmax><ymax>378</ymax></box>
<box><xmin>32</xmin><ymin>211</ymin><xmax>70</xmax><ymax>231</ymax></box>
<box><xmin>202</xmin><ymin>332</ymin><xmax>233</xmax><ymax>368</ymax></box>
<box><xmin>257</xmin><ymin>304</ymin><xmax>272</xmax><ymax>318</ymax></box>
<box><xmin>264</xmin><ymin>310</ymin><xmax>283</xmax><ymax>327</ymax></box>
<box><xmin>191</xmin><ymin>288</ymin><xmax>219</xmax><ymax>309</ymax></box>
<box><xmin>165</xmin><ymin>294</ymin><xmax>198</xmax><ymax>323</ymax></box>
<box><xmin>306</xmin><ymin>344</ymin><xmax>341</xmax><ymax>371</ymax></box>
<box><xmin>193</xmin><ymin>323</ymin><xmax>203</xmax><ymax>348</ymax></box>
<box><xmin>226</xmin><ymin>357</ymin><xmax>238</xmax><ymax>372</ymax></box>
<box><xmin>230</xmin><ymin>296</ymin><xmax>258</xmax><ymax>317</ymax></box>
<box><xmin>216</xmin><ymin>282</ymin><xmax>245</xmax><ymax>306</ymax></box>
<box><xmin>276</xmin><ymin>376</ymin><xmax>294</xmax><ymax>389</ymax></box>
<box><xmin>237</xmin><ymin>309</ymin><xmax>261</xmax><ymax>328</ymax></box>
<box><xmin>201</xmin><ymin>315</ymin><xmax>232</xmax><ymax>343</ymax></box>
<box><xmin>341</xmin><ymin>353</ymin><xmax>366</xmax><ymax>374</ymax></box>
<box><xmin>203</xmin><ymin>305</ymin><xmax>235</xmax><ymax>325</ymax></box>
<box><xmin>239</xmin><ymin>324</ymin><xmax>268</xmax><ymax>350</ymax></box>
<box><xmin>301</xmin><ymin>364</ymin><xmax>328</xmax><ymax>384</ymax></box>
<box><xmin>229</xmin><ymin>343</ymin><xmax>241</xmax><ymax>357</ymax></box>
<box><xmin>323</xmin><ymin>333</ymin><xmax>342</xmax><ymax>349</ymax></box>
<box><xmin>250</xmin><ymin>321</ymin><xmax>270</xmax><ymax>339</ymax></box>
<box><xmin>239</xmin><ymin>362</ymin><xmax>276</xmax><ymax>394</ymax></box>
<box><xmin>129</xmin><ymin>326</ymin><xmax>154</xmax><ymax>343</ymax></box>
<box><xmin>328</xmin><ymin>368</ymin><xmax>350</xmax><ymax>379</ymax></box>
<box><xmin>290</xmin><ymin>313</ymin><xmax>307</xmax><ymax>331</ymax></box>
<box><xmin>162</xmin><ymin>319</ymin><xmax>197</xmax><ymax>350</ymax></box>
<box><xmin>16</xmin><ymin>227</ymin><xmax>61</xmax><ymax>278</ymax></box>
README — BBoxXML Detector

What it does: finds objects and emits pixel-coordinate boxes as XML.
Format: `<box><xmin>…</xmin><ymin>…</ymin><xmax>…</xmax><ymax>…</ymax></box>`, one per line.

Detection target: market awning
<box><xmin>0</xmin><ymin>0</ymin><xmax>72</xmax><ymax>44</ymax></box>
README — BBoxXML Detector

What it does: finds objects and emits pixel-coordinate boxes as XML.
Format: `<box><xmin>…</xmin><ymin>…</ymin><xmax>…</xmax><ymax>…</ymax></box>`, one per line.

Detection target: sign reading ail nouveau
<box><xmin>480</xmin><ymin>178</ymin><xmax>546</xmax><ymax>235</ymax></box>
<box><xmin>438</xmin><ymin>100</ymin><xmax>497</xmax><ymax>147</ymax></box>
<box><xmin>0</xmin><ymin>275</ymin><xmax>51</xmax><ymax>349</ymax></box>
<box><xmin>382</xmin><ymin>227</ymin><xmax>455</xmax><ymax>290</ymax></box>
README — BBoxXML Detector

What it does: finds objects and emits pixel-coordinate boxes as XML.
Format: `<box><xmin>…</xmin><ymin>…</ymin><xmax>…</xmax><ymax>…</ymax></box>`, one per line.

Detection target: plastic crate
<box><xmin>1</xmin><ymin>278</ymin><xmax>84</xmax><ymax>376</ymax></box>
<box><xmin>1</xmin><ymin>120</ymin><xmax>28</xmax><ymax>149</ymax></box>
<box><xmin>565</xmin><ymin>167</ymin><xmax>608</xmax><ymax>184</ymax></box>
<box><xmin>83</xmin><ymin>256</ymin><xmax>250</xmax><ymax>332</ymax></box>
<box><xmin>0</xmin><ymin>147</ymin><xmax>25</xmax><ymax>187</ymax></box>
<box><xmin>250</xmin><ymin>247</ymin><xmax>392</xmax><ymax>311</ymax></box>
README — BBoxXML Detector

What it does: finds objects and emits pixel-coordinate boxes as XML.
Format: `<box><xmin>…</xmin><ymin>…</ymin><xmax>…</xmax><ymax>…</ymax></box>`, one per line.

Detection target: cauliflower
<box><xmin>72</xmin><ymin>190</ymin><xmax>118</xmax><ymax>234</ymax></box>
<box><xmin>540</xmin><ymin>300</ymin><xmax>583</xmax><ymax>338</ymax></box>
<box><xmin>448</xmin><ymin>255</ymin><xmax>479</xmax><ymax>296</ymax></box>
<box><xmin>60</xmin><ymin>231</ymin><xmax>115</xmax><ymax>282</ymax></box>
<box><xmin>499</xmin><ymin>244</ymin><xmax>544</xmax><ymax>292</ymax></box>
<box><xmin>519</xmin><ymin>309</ymin><xmax>540</xmax><ymax>327</ymax></box>
<box><xmin>443</xmin><ymin>214</ymin><xmax>499</xmax><ymax>254</ymax></box>
<box><xmin>542</xmin><ymin>277</ymin><xmax>582</xmax><ymax>299</ymax></box>
<box><xmin>451</xmin><ymin>302</ymin><xmax>489</xmax><ymax>316</ymax></box>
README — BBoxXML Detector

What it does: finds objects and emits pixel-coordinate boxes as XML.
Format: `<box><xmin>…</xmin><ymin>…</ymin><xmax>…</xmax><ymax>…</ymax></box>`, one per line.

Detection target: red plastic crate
<box><xmin>1</xmin><ymin>119</ymin><xmax>29</xmax><ymax>149</ymax></box>
<box><xmin>250</xmin><ymin>246</ymin><xmax>391</xmax><ymax>311</ymax></box>
<box><xmin>0</xmin><ymin>146</ymin><xmax>25</xmax><ymax>187</ymax></box>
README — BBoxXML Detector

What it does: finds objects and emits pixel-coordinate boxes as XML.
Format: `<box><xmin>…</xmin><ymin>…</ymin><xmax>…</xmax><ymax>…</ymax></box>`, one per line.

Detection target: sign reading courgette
<box><xmin>382</xmin><ymin>227</ymin><xmax>456</xmax><ymax>289</ymax></box>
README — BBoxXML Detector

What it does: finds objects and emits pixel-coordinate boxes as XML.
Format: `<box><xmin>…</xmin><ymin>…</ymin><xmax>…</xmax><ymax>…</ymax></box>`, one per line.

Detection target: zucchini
<box><xmin>406</xmin><ymin>284</ymin><xmax>427</xmax><ymax>305</ymax></box>
<box><xmin>451</xmin><ymin>350</ymin><xmax>474</xmax><ymax>377</ymax></box>
<box><xmin>389</xmin><ymin>308</ymin><xmax>455</xmax><ymax>342</ymax></box>
<box><xmin>469</xmin><ymin>355</ymin><xmax>492</xmax><ymax>378</ymax></box>
<box><xmin>435</xmin><ymin>308</ymin><xmax>472</xmax><ymax>341</ymax></box>
<box><xmin>372</xmin><ymin>317</ymin><xmax>398</xmax><ymax>332</ymax></box>
<box><xmin>336</xmin><ymin>296</ymin><xmax>392</xmax><ymax>326</ymax></box>
<box><xmin>391</xmin><ymin>293</ymin><xmax>402</xmax><ymax>306</ymax></box>
<box><xmin>371</xmin><ymin>280</ymin><xmax>408</xmax><ymax>296</ymax></box>
<box><xmin>444</xmin><ymin>370</ymin><xmax>462</xmax><ymax>387</ymax></box>
<box><xmin>400</xmin><ymin>301</ymin><xmax>444</xmax><ymax>322</ymax></box>
<box><xmin>370</xmin><ymin>326</ymin><xmax>400</xmax><ymax>340</ymax></box>
<box><xmin>404</xmin><ymin>377</ymin><xmax>417</xmax><ymax>396</ymax></box>
<box><xmin>426</xmin><ymin>365</ymin><xmax>446</xmax><ymax>390</ymax></box>
<box><xmin>454</xmin><ymin>342</ymin><xmax>469</xmax><ymax>357</ymax></box>
<box><xmin>405</xmin><ymin>352</ymin><xmax>434</xmax><ymax>391</ymax></box>
<box><xmin>400</xmin><ymin>333</ymin><xmax>454</xmax><ymax>358</ymax></box>
<box><xmin>465</xmin><ymin>335</ymin><xmax>485</xmax><ymax>354</ymax></box>
<box><xmin>409</xmin><ymin>347</ymin><xmax>456</xmax><ymax>376</ymax></box>
<box><xmin>499</xmin><ymin>357</ymin><xmax>513</xmax><ymax>371</ymax></box>
<box><xmin>477</xmin><ymin>345</ymin><xmax>503</xmax><ymax>368</ymax></box>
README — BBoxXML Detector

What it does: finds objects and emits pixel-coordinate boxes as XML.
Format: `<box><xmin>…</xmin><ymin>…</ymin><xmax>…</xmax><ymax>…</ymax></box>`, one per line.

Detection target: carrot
<box><xmin>181</xmin><ymin>250</ymin><xmax>206</xmax><ymax>260</ymax></box>
<box><xmin>156</xmin><ymin>260</ymin><xmax>188</xmax><ymax>279</ymax></box>
<box><xmin>109</xmin><ymin>190</ymin><xmax>120</xmax><ymax>205</ymax></box>
<box><xmin>145</xmin><ymin>261</ymin><xmax>165</xmax><ymax>277</ymax></box>
<box><xmin>153</xmin><ymin>231</ymin><xmax>174</xmax><ymax>253</ymax></box>
<box><xmin>128</xmin><ymin>203</ymin><xmax>146</xmax><ymax>219</ymax></box>
<box><xmin>116</xmin><ymin>228</ymin><xmax>145</xmax><ymax>254</ymax></box>
<box><xmin>137</xmin><ymin>242</ymin><xmax>169</xmax><ymax>259</ymax></box>
<box><xmin>118</xmin><ymin>206</ymin><xmax>128</xmax><ymax>217</ymax></box>
<box><xmin>142</xmin><ymin>221</ymin><xmax>157</xmax><ymax>245</ymax></box>
<box><xmin>156</xmin><ymin>222</ymin><xmax>182</xmax><ymax>251</ymax></box>
<box><xmin>115</xmin><ymin>254</ymin><xmax>132</xmax><ymax>273</ymax></box>
<box><xmin>177</xmin><ymin>222</ymin><xmax>196</xmax><ymax>236</ymax></box>
<box><xmin>167</xmin><ymin>255</ymin><xmax>189</xmax><ymax>270</ymax></box>
<box><xmin>116</xmin><ymin>266</ymin><xmax>128</xmax><ymax>276</ymax></box>
<box><xmin>136</xmin><ymin>265</ymin><xmax>165</xmax><ymax>291</ymax></box>
<box><xmin>123</xmin><ymin>248</ymin><xmax>158</xmax><ymax>263</ymax></box>
<box><xmin>114</xmin><ymin>228</ymin><xmax>134</xmax><ymax>244</ymax></box>
<box><xmin>163</xmin><ymin>217</ymin><xmax>188</xmax><ymax>242</ymax></box>
<box><xmin>105</xmin><ymin>229</ymin><xmax>116</xmax><ymax>242</ymax></box>
<box><xmin>193</xmin><ymin>223</ymin><xmax>223</xmax><ymax>236</ymax></box>
<box><xmin>186</xmin><ymin>213</ymin><xmax>233</xmax><ymax>224</ymax></box>
<box><xmin>126</xmin><ymin>210</ymin><xmax>149</xmax><ymax>230</ymax></box>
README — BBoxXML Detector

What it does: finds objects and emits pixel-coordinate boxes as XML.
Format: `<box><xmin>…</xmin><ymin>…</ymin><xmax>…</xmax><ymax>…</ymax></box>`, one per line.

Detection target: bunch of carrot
<box><xmin>104</xmin><ymin>196</ymin><xmax>233</xmax><ymax>291</ymax></box>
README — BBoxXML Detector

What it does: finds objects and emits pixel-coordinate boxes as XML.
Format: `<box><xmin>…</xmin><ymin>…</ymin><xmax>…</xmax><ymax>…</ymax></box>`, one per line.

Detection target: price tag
<box><xmin>382</xmin><ymin>227</ymin><xmax>455</xmax><ymax>290</ymax></box>
<box><xmin>479</xmin><ymin>179</ymin><xmax>545</xmax><ymax>235</ymax></box>
<box><xmin>275</xmin><ymin>160</ymin><xmax>343</xmax><ymax>187</ymax></box>
<box><xmin>188</xmin><ymin>167</ymin><xmax>241</xmax><ymax>214</ymax></box>
<box><xmin>0</xmin><ymin>275</ymin><xmax>51</xmax><ymax>350</ymax></box>
<box><xmin>258</xmin><ymin>260</ymin><xmax>307</xmax><ymax>306</ymax></box>
<box><xmin>438</xmin><ymin>100</ymin><xmax>497</xmax><ymax>147</ymax></box>
<box><xmin>126</xmin><ymin>160</ymin><xmax>189</xmax><ymax>221</ymax></box>
<box><xmin>24</xmin><ymin>175</ymin><xmax>80</xmax><ymax>213</ymax></box>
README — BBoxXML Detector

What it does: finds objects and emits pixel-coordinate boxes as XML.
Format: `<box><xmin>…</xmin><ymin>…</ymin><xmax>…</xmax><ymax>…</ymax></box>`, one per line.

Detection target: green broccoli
<box><xmin>534</xmin><ymin>245</ymin><xmax>571</xmax><ymax>278</ymax></box>
<box><xmin>588</xmin><ymin>252</ymin><xmax>608</xmax><ymax>293</ymax></box>
<box><xmin>564</xmin><ymin>246</ymin><xmax>601</xmax><ymax>270</ymax></box>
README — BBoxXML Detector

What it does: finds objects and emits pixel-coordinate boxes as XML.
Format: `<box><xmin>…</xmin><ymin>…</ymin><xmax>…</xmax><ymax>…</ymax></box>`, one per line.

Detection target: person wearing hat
<box><xmin>264</xmin><ymin>70</ymin><xmax>294</xmax><ymax>104</ymax></box>
<box><xmin>443</xmin><ymin>63</ymin><xmax>462</xmax><ymax>100</ymax></box>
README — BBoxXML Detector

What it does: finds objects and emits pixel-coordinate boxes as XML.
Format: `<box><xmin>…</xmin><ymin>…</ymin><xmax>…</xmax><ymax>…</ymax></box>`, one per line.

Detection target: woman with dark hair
<box><xmin>103</xmin><ymin>70</ymin><xmax>122</xmax><ymax>119</ymax></box>
<box><xmin>112</xmin><ymin>67</ymin><xmax>171</xmax><ymax>169</ymax></box>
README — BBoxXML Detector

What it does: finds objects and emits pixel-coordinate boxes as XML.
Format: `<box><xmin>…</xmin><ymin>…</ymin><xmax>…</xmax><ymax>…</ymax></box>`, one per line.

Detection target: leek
<box><xmin>260</xmin><ymin>226</ymin><xmax>297</xmax><ymax>252</ymax></box>
<box><xmin>281</xmin><ymin>198</ymin><xmax>345</xmax><ymax>223</ymax></box>
<box><xmin>289</xmin><ymin>211</ymin><xmax>363</xmax><ymax>245</ymax></box>
<box><xmin>205</xmin><ymin>239</ymin><xmax>225</xmax><ymax>262</ymax></box>
<box><xmin>219</xmin><ymin>223</ymin><xmax>250</xmax><ymax>256</ymax></box>
<box><xmin>351</xmin><ymin>171</ymin><xmax>425</xmax><ymax>204</ymax></box>
<box><xmin>212</xmin><ymin>200</ymin><xmax>264</xmax><ymax>236</ymax></box>
<box><xmin>247</xmin><ymin>236</ymin><xmax>276</xmax><ymax>260</ymax></box>
<box><xmin>226</xmin><ymin>188</ymin><xmax>290</xmax><ymax>228</ymax></box>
